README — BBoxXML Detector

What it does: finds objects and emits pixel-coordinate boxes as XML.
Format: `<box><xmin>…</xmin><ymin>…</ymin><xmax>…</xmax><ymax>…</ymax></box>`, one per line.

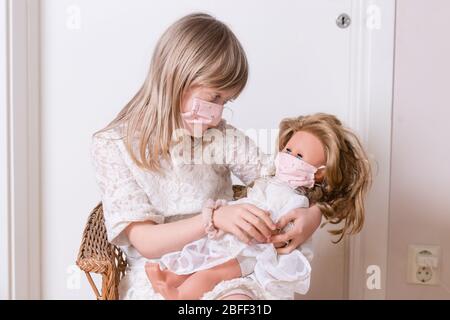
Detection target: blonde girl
<box><xmin>91</xmin><ymin>13</ymin><xmax>322</xmax><ymax>300</ymax></box>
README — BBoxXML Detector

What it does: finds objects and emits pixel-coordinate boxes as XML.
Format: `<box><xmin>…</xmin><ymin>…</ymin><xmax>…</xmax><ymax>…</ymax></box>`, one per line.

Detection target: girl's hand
<box><xmin>213</xmin><ymin>204</ymin><xmax>277</xmax><ymax>244</ymax></box>
<box><xmin>271</xmin><ymin>205</ymin><xmax>322</xmax><ymax>254</ymax></box>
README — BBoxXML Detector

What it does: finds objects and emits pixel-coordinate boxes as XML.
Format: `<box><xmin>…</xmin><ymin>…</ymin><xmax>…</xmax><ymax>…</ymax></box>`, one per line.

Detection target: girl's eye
<box><xmin>296</xmin><ymin>154</ymin><xmax>303</xmax><ymax>160</ymax></box>
<box><xmin>286</xmin><ymin>148</ymin><xmax>292</xmax><ymax>153</ymax></box>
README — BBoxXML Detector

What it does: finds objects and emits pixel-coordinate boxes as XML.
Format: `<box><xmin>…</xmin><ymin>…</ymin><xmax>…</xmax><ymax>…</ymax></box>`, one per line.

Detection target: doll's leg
<box><xmin>155</xmin><ymin>258</ymin><xmax>242</xmax><ymax>300</ymax></box>
<box><xmin>145</xmin><ymin>262</ymin><xmax>191</xmax><ymax>288</ymax></box>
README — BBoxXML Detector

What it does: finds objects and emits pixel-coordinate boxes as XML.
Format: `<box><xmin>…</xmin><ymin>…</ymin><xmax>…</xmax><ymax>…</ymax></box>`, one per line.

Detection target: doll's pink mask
<box><xmin>181</xmin><ymin>98</ymin><xmax>224</xmax><ymax>127</ymax></box>
<box><xmin>274</xmin><ymin>152</ymin><xmax>325</xmax><ymax>189</ymax></box>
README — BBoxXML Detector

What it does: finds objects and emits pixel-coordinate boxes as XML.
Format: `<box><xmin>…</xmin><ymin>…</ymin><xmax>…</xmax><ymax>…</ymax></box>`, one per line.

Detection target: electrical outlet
<box><xmin>407</xmin><ymin>245</ymin><xmax>440</xmax><ymax>285</ymax></box>
<box><xmin>416</xmin><ymin>266</ymin><xmax>433</xmax><ymax>283</ymax></box>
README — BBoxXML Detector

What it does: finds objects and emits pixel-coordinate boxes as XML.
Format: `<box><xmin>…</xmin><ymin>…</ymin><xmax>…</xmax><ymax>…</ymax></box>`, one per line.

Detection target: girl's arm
<box><xmin>125</xmin><ymin>214</ymin><xmax>205</xmax><ymax>259</ymax></box>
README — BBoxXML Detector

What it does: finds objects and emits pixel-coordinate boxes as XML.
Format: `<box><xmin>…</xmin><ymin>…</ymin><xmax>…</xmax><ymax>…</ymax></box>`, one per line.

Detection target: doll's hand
<box><xmin>270</xmin><ymin>205</ymin><xmax>322</xmax><ymax>254</ymax></box>
<box><xmin>213</xmin><ymin>204</ymin><xmax>277</xmax><ymax>244</ymax></box>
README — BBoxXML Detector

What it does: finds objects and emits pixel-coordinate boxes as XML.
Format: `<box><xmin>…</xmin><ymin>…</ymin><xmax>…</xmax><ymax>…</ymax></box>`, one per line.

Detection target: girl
<box><xmin>145</xmin><ymin>113</ymin><xmax>372</xmax><ymax>300</ymax></box>
<box><xmin>91</xmin><ymin>13</ymin><xmax>323</xmax><ymax>300</ymax></box>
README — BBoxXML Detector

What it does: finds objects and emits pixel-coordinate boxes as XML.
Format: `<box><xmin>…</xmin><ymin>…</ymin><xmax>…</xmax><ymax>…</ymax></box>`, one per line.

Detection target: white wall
<box><xmin>387</xmin><ymin>0</ymin><xmax>450</xmax><ymax>299</ymax></box>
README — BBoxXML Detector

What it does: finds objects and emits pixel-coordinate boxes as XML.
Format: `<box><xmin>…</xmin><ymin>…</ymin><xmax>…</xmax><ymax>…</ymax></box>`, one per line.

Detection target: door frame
<box><xmin>0</xmin><ymin>0</ymin><xmax>395</xmax><ymax>299</ymax></box>
<box><xmin>346</xmin><ymin>0</ymin><xmax>396</xmax><ymax>299</ymax></box>
<box><xmin>0</xmin><ymin>0</ymin><xmax>41</xmax><ymax>299</ymax></box>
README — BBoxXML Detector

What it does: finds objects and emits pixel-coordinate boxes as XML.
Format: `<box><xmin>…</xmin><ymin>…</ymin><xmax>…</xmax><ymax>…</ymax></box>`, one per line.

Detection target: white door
<box><xmin>39</xmin><ymin>0</ymin><xmax>393</xmax><ymax>299</ymax></box>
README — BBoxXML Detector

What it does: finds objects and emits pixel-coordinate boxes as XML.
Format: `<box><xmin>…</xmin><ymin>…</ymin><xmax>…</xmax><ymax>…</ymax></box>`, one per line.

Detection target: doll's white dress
<box><xmin>159</xmin><ymin>177</ymin><xmax>313</xmax><ymax>300</ymax></box>
<box><xmin>90</xmin><ymin>120</ymin><xmax>281</xmax><ymax>300</ymax></box>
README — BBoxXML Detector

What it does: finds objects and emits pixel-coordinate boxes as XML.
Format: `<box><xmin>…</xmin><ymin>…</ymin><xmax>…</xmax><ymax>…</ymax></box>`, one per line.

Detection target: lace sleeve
<box><xmin>90</xmin><ymin>133</ymin><xmax>164</xmax><ymax>246</ymax></box>
<box><xmin>222</xmin><ymin>123</ymin><xmax>272</xmax><ymax>186</ymax></box>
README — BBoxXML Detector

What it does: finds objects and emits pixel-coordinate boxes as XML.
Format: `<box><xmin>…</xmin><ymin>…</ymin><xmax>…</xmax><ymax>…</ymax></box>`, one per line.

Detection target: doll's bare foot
<box><xmin>154</xmin><ymin>280</ymin><xmax>181</xmax><ymax>300</ymax></box>
<box><xmin>145</xmin><ymin>262</ymin><xmax>166</xmax><ymax>290</ymax></box>
<box><xmin>146</xmin><ymin>262</ymin><xmax>191</xmax><ymax>289</ymax></box>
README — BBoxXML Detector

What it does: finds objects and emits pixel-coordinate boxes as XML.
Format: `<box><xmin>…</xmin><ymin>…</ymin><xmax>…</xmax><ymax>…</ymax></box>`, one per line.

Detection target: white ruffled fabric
<box><xmin>159</xmin><ymin>178</ymin><xmax>313</xmax><ymax>300</ymax></box>
<box><xmin>90</xmin><ymin>120</ymin><xmax>274</xmax><ymax>300</ymax></box>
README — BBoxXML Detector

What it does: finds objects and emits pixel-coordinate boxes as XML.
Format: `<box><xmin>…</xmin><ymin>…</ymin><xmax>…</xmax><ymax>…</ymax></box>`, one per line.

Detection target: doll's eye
<box><xmin>296</xmin><ymin>153</ymin><xmax>303</xmax><ymax>160</ymax></box>
<box><xmin>286</xmin><ymin>148</ymin><xmax>292</xmax><ymax>154</ymax></box>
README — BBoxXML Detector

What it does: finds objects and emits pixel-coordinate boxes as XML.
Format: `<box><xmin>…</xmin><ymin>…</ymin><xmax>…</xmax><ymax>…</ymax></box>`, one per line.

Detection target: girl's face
<box><xmin>181</xmin><ymin>86</ymin><xmax>236</xmax><ymax>135</ymax></box>
<box><xmin>282</xmin><ymin>131</ymin><xmax>326</xmax><ymax>181</ymax></box>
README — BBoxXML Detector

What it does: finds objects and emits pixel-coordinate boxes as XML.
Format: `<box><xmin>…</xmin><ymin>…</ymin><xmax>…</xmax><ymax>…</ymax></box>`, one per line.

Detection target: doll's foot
<box><xmin>145</xmin><ymin>262</ymin><xmax>167</xmax><ymax>289</ymax></box>
<box><xmin>154</xmin><ymin>280</ymin><xmax>181</xmax><ymax>300</ymax></box>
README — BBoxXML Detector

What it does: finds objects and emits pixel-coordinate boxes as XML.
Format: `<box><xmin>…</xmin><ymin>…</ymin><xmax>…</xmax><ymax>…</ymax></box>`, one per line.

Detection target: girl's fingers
<box><xmin>276</xmin><ymin>245</ymin><xmax>293</xmax><ymax>254</ymax></box>
<box><xmin>231</xmin><ymin>226</ymin><xmax>251</xmax><ymax>244</ymax></box>
<box><xmin>242</xmin><ymin>212</ymin><xmax>272</xmax><ymax>239</ymax></box>
<box><xmin>270</xmin><ymin>229</ymin><xmax>295</xmax><ymax>244</ymax></box>
<box><xmin>276</xmin><ymin>238</ymin><xmax>301</xmax><ymax>255</ymax></box>
<box><xmin>243</xmin><ymin>204</ymin><xmax>277</xmax><ymax>231</ymax></box>
<box><xmin>273</xmin><ymin>241</ymin><xmax>286</xmax><ymax>248</ymax></box>
<box><xmin>236</xmin><ymin>219</ymin><xmax>266</xmax><ymax>243</ymax></box>
<box><xmin>276</xmin><ymin>211</ymin><xmax>297</xmax><ymax>229</ymax></box>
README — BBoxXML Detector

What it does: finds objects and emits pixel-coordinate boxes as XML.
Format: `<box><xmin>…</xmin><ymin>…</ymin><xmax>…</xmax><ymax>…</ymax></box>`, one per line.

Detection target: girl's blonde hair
<box><xmin>94</xmin><ymin>13</ymin><xmax>249</xmax><ymax>171</ymax></box>
<box><xmin>278</xmin><ymin>113</ymin><xmax>372</xmax><ymax>242</ymax></box>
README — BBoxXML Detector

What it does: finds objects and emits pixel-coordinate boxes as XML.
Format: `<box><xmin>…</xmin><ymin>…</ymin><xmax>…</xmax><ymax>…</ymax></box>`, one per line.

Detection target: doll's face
<box><xmin>282</xmin><ymin>131</ymin><xmax>326</xmax><ymax>181</ymax></box>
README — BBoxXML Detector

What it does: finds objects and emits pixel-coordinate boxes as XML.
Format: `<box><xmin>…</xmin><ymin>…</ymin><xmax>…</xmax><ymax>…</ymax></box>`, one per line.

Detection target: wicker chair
<box><xmin>76</xmin><ymin>185</ymin><xmax>247</xmax><ymax>300</ymax></box>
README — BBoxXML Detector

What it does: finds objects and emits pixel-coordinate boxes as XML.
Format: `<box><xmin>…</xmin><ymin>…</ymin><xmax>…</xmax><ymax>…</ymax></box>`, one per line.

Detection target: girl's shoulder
<box><xmin>91</xmin><ymin>124</ymin><xmax>129</xmax><ymax>162</ymax></box>
<box><xmin>92</xmin><ymin>123</ymin><xmax>126</xmax><ymax>140</ymax></box>
<box><xmin>91</xmin><ymin>124</ymin><xmax>134</xmax><ymax>156</ymax></box>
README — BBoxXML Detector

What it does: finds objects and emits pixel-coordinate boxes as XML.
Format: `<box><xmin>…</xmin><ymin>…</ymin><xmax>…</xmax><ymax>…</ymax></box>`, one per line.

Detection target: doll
<box><xmin>145</xmin><ymin>113</ymin><xmax>371</xmax><ymax>300</ymax></box>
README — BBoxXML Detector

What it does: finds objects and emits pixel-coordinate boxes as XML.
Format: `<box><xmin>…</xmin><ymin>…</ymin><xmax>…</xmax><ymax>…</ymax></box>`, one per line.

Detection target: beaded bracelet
<box><xmin>202</xmin><ymin>199</ymin><xmax>227</xmax><ymax>239</ymax></box>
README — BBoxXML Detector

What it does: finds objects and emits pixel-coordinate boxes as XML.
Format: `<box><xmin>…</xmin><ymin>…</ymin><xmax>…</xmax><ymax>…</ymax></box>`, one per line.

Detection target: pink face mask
<box><xmin>181</xmin><ymin>98</ymin><xmax>224</xmax><ymax>127</ymax></box>
<box><xmin>274</xmin><ymin>152</ymin><xmax>325</xmax><ymax>189</ymax></box>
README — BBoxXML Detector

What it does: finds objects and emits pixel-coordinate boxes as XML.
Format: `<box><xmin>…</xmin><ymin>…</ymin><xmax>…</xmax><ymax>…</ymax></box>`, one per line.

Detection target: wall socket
<box><xmin>407</xmin><ymin>245</ymin><xmax>440</xmax><ymax>285</ymax></box>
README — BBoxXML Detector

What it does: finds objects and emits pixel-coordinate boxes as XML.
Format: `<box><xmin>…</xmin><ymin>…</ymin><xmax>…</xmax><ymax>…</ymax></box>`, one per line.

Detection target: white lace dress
<box><xmin>90</xmin><ymin>120</ymin><xmax>275</xmax><ymax>300</ymax></box>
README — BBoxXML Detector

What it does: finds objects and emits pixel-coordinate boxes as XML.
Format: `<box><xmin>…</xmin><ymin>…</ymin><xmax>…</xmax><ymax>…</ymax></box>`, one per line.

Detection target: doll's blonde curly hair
<box><xmin>278</xmin><ymin>113</ymin><xmax>372</xmax><ymax>243</ymax></box>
